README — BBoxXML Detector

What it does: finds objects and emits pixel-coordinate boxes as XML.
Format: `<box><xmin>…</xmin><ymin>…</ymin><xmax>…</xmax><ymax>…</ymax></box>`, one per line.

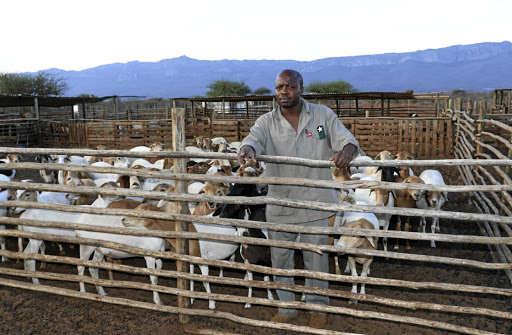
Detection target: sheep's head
<box><xmin>404</xmin><ymin>176</ymin><xmax>425</xmax><ymax>201</ymax></box>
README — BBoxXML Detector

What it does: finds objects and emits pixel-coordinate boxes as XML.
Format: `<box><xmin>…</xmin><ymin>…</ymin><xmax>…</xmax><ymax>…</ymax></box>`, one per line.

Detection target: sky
<box><xmin>2</xmin><ymin>0</ymin><xmax>511</xmax><ymax>73</ymax></box>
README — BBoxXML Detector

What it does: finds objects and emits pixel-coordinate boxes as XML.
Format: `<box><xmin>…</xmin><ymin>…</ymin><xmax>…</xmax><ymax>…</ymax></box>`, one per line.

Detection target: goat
<box><xmin>416</xmin><ymin>170</ymin><xmax>448</xmax><ymax>248</ymax></box>
<box><xmin>218</xmin><ymin>183</ymin><xmax>272</xmax><ymax>308</ymax></box>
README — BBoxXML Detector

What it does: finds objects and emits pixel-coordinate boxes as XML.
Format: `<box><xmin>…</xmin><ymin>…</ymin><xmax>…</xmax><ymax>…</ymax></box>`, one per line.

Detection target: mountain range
<box><xmin>45</xmin><ymin>41</ymin><xmax>512</xmax><ymax>98</ymax></box>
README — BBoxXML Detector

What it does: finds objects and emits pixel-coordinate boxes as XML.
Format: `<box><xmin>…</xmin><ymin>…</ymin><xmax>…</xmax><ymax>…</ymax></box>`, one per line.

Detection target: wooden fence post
<box><xmin>171</xmin><ymin>107</ymin><xmax>190</xmax><ymax>324</ymax></box>
<box><xmin>475</xmin><ymin>100</ymin><xmax>486</xmax><ymax>157</ymax></box>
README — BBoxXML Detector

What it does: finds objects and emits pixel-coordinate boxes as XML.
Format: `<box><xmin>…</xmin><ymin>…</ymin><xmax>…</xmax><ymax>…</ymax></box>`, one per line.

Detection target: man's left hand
<box><xmin>329</xmin><ymin>143</ymin><xmax>356</xmax><ymax>168</ymax></box>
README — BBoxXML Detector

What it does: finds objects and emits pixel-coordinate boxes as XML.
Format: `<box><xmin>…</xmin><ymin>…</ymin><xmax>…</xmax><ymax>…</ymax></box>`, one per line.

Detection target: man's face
<box><xmin>275</xmin><ymin>72</ymin><xmax>303</xmax><ymax>109</ymax></box>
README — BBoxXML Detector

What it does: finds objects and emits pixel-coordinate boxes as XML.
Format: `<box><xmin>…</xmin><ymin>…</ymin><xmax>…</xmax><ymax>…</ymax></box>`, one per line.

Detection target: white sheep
<box><xmin>416</xmin><ymin>170</ymin><xmax>448</xmax><ymax>248</ymax></box>
<box><xmin>334</xmin><ymin>201</ymin><xmax>379</xmax><ymax>303</ymax></box>
<box><xmin>353</xmin><ymin>175</ymin><xmax>395</xmax><ymax>251</ymax></box>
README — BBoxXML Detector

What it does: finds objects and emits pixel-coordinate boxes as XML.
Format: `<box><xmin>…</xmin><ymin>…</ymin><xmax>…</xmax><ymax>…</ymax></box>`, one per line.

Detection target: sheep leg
<box><xmin>404</xmin><ymin>217</ymin><xmax>411</xmax><ymax>250</ymax></box>
<box><xmin>190</xmin><ymin>264</ymin><xmax>195</xmax><ymax>305</ymax></box>
<box><xmin>56</xmin><ymin>243</ymin><xmax>66</xmax><ymax>256</ymax></box>
<box><xmin>198</xmin><ymin>264</ymin><xmax>216</xmax><ymax>309</ymax></box>
<box><xmin>244</xmin><ymin>269</ymin><xmax>253</xmax><ymax>308</ymax></box>
<box><xmin>24</xmin><ymin>239</ymin><xmax>43</xmax><ymax>285</ymax></box>
<box><xmin>78</xmin><ymin>244</ymin><xmax>96</xmax><ymax>293</ymax></box>
<box><xmin>430</xmin><ymin>218</ymin><xmax>438</xmax><ymax>248</ymax></box>
<box><xmin>334</xmin><ymin>254</ymin><xmax>341</xmax><ymax>275</ymax></box>
<box><xmin>0</xmin><ymin>231</ymin><xmax>7</xmax><ymax>262</ymax></box>
<box><xmin>418</xmin><ymin>217</ymin><xmax>427</xmax><ymax>233</ymax></box>
<box><xmin>380</xmin><ymin>220</ymin><xmax>389</xmax><ymax>252</ymax></box>
<box><xmin>360</xmin><ymin>258</ymin><xmax>373</xmax><ymax>295</ymax></box>
<box><xmin>105</xmin><ymin>256</ymin><xmax>115</xmax><ymax>280</ymax></box>
<box><xmin>89</xmin><ymin>251</ymin><xmax>107</xmax><ymax>296</ymax></box>
<box><xmin>143</xmin><ymin>256</ymin><xmax>162</xmax><ymax>305</ymax></box>
<box><xmin>264</xmin><ymin>275</ymin><xmax>273</xmax><ymax>300</ymax></box>
<box><xmin>347</xmin><ymin>257</ymin><xmax>359</xmax><ymax>304</ymax></box>
<box><xmin>39</xmin><ymin>242</ymin><xmax>47</xmax><ymax>269</ymax></box>
<box><xmin>394</xmin><ymin>216</ymin><xmax>402</xmax><ymax>250</ymax></box>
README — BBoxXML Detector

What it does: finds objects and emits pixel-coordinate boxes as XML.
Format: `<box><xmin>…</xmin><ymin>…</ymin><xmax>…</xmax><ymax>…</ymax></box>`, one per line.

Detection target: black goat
<box><xmin>219</xmin><ymin>183</ymin><xmax>273</xmax><ymax>308</ymax></box>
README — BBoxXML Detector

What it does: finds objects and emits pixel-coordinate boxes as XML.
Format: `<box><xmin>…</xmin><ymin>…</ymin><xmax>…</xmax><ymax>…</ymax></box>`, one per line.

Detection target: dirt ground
<box><xmin>0</xmin><ymin>162</ymin><xmax>511</xmax><ymax>335</ymax></box>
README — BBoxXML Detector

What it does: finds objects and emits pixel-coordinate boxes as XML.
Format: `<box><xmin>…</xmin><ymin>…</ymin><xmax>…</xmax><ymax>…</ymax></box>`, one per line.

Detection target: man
<box><xmin>238</xmin><ymin>69</ymin><xmax>360</xmax><ymax>329</ymax></box>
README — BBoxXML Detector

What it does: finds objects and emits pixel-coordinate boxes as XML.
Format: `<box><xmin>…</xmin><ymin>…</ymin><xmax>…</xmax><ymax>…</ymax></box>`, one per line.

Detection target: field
<box><xmin>0</xmin><ymin>162</ymin><xmax>511</xmax><ymax>335</ymax></box>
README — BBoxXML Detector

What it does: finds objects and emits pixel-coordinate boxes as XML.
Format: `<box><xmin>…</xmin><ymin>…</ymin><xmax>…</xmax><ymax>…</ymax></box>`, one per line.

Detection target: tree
<box><xmin>0</xmin><ymin>71</ymin><xmax>68</xmax><ymax>96</ymax></box>
<box><xmin>305</xmin><ymin>80</ymin><xmax>356</xmax><ymax>94</ymax></box>
<box><xmin>252</xmin><ymin>87</ymin><xmax>272</xmax><ymax>95</ymax></box>
<box><xmin>206</xmin><ymin>80</ymin><xmax>251</xmax><ymax>97</ymax></box>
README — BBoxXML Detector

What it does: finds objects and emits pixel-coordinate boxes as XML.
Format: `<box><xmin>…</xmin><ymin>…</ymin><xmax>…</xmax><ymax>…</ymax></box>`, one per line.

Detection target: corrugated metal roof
<box><xmin>171</xmin><ymin>91</ymin><xmax>416</xmax><ymax>102</ymax></box>
<box><xmin>0</xmin><ymin>94</ymin><xmax>116</xmax><ymax>108</ymax></box>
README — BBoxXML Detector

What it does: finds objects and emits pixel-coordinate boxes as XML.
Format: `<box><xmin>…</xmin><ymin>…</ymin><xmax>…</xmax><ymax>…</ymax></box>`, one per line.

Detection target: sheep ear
<box><xmin>367</xmin><ymin>236</ymin><xmax>376</xmax><ymax>248</ymax></box>
<box><xmin>390</xmin><ymin>189</ymin><xmax>397</xmax><ymax>199</ymax></box>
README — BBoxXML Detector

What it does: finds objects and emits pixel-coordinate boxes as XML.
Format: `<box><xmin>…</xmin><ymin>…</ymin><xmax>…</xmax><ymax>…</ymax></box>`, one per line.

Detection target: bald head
<box><xmin>276</xmin><ymin>70</ymin><xmax>303</xmax><ymax>88</ymax></box>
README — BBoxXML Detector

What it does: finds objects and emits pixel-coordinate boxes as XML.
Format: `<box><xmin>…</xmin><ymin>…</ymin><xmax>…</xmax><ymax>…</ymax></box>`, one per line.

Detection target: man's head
<box><xmin>275</xmin><ymin>69</ymin><xmax>304</xmax><ymax>110</ymax></box>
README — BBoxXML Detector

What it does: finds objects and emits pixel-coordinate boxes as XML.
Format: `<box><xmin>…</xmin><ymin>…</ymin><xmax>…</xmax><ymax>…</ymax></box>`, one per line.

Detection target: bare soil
<box><xmin>0</xmin><ymin>162</ymin><xmax>511</xmax><ymax>335</ymax></box>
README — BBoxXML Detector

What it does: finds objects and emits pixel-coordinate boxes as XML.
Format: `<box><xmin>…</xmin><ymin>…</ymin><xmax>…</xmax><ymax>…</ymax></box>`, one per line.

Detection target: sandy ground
<box><xmin>0</xmin><ymin>162</ymin><xmax>511</xmax><ymax>335</ymax></box>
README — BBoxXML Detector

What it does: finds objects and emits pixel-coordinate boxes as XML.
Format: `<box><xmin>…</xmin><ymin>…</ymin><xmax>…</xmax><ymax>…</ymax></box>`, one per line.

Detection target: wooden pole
<box><xmin>171</xmin><ymin>107</ymin><xmax>190</xmax><ymax>323</ymax></box>
<box><xmin>113</xmin><ymin>96</ymin><xmax>119</xmax><ymax>120</ymax></box>
<box><xmin>33</xmin><ymin>97</ymin><xmax>39</xmax><ymax>119</ymax></box>
<box><xmin>475</xmin><ymin>100</ymin><xmax>486</xmax><ymax>157</ymax></box>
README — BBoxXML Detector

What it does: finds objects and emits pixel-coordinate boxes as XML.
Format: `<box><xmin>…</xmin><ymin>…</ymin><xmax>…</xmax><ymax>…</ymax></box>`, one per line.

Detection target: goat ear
<box><xmin>442</xmin><ymin>192</ymin><xmax>448</xmax><ymax>201</ymax></box>
<box><xmin>374</xmin><ymin>154</ymin><xmax>381</xmax><ymax>160</ymax></box>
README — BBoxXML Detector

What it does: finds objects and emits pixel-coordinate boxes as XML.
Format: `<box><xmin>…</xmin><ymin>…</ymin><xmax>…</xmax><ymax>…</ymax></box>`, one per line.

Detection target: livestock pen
<box><xmin>0</xmin><ymin>108</ymin><xmax>511</xmax><ymax>335</ymax></box>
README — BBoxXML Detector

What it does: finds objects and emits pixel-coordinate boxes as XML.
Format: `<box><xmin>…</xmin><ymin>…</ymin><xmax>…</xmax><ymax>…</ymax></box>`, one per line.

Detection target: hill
<box><xmin>43</xmin><ymin>41</ymin><xmax>512</xmax><ymax>98</ymax></box>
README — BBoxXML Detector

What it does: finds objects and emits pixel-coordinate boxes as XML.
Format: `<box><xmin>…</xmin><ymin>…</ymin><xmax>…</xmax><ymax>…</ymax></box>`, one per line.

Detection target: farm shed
<box><xmin>0</xmin><ymin>94</ymin><xmax>114</xmax><ymax>147</ymax></box>
<box><xmin>0</xmin><ymin>101</ymin><xmax>511</xmax><ymax>334</ymax></box>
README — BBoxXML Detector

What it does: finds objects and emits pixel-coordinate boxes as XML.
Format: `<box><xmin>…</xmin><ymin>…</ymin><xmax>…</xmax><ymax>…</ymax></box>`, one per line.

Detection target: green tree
<box><xmin>252</xmin><ymin>87</ymin><xmax>272</xmax><ymax>95</ymax></box>
<box><xmin>0</xmin><ymin>71</ymin><xmax>68</xmax><ymax>96</ymax></box>
<box><xmin>206</xmin><ymin>80</ymin><xmax>251</xmax><ymax>97</ymax></box>
<box><xmin>305</xmin><ymin>80</ymin><xmax>356</xmax><ymax>94</ymax></box>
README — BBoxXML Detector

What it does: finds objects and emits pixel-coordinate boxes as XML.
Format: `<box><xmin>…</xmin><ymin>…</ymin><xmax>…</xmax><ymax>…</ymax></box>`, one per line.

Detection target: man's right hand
<box><xmin>238</xmin><ymin>145</ymin><xmax>256</xmax><ymax>165</ymax></box>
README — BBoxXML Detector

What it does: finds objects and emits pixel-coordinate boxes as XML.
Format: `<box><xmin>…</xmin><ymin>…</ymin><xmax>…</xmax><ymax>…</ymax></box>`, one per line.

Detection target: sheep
<box><xmin>35</xmin><ymin>154</ymin><xmax>58</xmax><ymax>184</ymax></box>
<box><xmin>75</xmin><ymin>203</ymin><xmax>166</xmax><ymax>305</ymax></box>
<box><xmin>218</xmin><ymin>183</ymin><xmax>272</xmax><ymax>308</ymax></box>
<box><xmin>362</xmin><ymin>150</ymin><xmax>394</xmax><ymax>178</ymax></box>
<box><xmin>416</xmin><ymin>170</ymin><xmax>448</xmax><ymax>248</ymax></box>
<box><xmin>188</xmin><ymin>209</ymin><xmax>238</xmax><ymax>309</ymax></box>
<box><xmin>0</xmin><ymin>188</ymin><xmax>16</xmax><ymax>262</ymax></box>
<box><xmin>209</xmin><ymin>137</ymin><xmax>228</xmax><ymax>152</ymax></box>
<box><xmin>193</xmin><ymin>181</ymin><xmax>230</xmax><ymax>221</ymax></box>
<box><xmin>392</xmin><ymin>176</ymin><xmax>426</xmax><ymax>250</ymax></box>
<box><xmin>187</xmin><ymin>161</ymin><xmax>210</xmax><ymax>175</ymax></box>
<box><xmin>9</xmin><ymin>187</ymin><xmax>79</xmax><ymax>282</ymax></box>
<box><xmin>393</xmin><ymin>151</ymin><xmax>415</xmax><ymax>179</ymax></box>
<box><xmin>334</xmin><ymin>201</ymin><xmax>379</xmax><ymax>303</ymax></box>
<box><xmin>354</xmin><ymin>175</ymin><xmax>395</xmax><ymax>251</ymax></box>
<box><xmin>0</xmin><ymin>154</ymin><xmax>22</xmax><ymax>180</ymax></box>
<box><xmin>52</xmin><ymin>154</ymin><xmax>91</xmax><ymax>185</ymax></box>
<box><xmin>88</xmin><ymin>156</ymin><xmax>130</xmax><ymax>181</ymax></box>
<box><xmin>350</xmin><ymin>154</ymin><xmax>374</xmax><ymax>175</ymax></box>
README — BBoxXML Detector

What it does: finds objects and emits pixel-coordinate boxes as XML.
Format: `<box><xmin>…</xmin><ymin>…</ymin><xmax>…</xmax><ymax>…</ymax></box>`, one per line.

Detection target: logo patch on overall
<box><xmin>317</xmin><ymin>125</ymin><xmax>326</xmax><ymax>139</ymax></box>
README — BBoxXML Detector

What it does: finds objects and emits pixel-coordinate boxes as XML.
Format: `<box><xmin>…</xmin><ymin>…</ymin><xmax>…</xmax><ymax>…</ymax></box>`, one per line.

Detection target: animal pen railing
<box><xmin>0</xmin><ymin>111</ymin><xmax>511</xmax><ymax>334</ymax></box>
<box><xmin>0</xmin><ymin>149</ymin><xmax>511</xmax><ymax>334</ymax></box>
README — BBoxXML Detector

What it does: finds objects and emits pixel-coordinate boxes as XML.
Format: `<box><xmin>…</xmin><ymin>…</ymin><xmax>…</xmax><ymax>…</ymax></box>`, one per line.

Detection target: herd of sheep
<box><xmin>0</xmin><ymin>139</ymin><xmax>448</xmax><ymax>308</ymax></box>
